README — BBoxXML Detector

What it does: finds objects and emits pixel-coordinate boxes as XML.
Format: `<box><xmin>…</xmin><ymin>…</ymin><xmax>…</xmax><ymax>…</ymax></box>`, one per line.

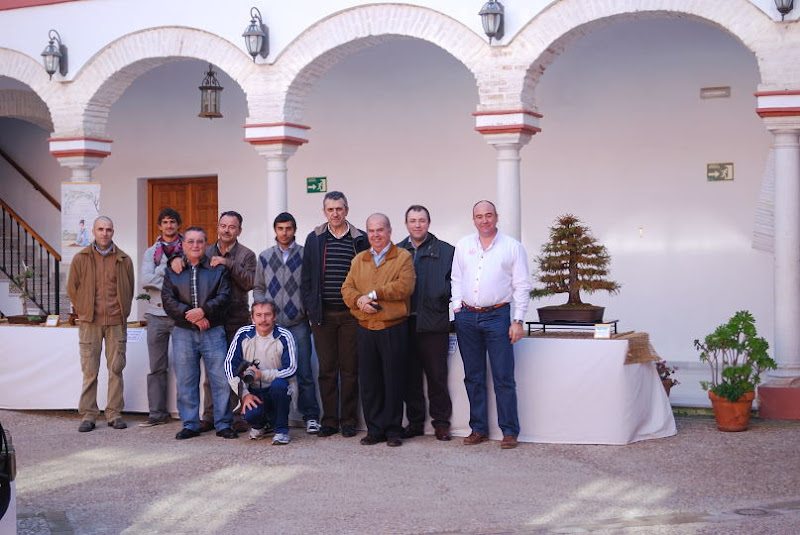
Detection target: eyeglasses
<box><xmin>184</xmin><ymin>239</ymin><xmax>206</xmax><ymax>245</ymax></box>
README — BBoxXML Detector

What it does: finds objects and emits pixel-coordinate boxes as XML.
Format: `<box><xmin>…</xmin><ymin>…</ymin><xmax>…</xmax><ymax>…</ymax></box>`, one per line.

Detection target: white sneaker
<box><xmin>249</xmin><ymin>427</ymin><xmax>270</xmax><ymax>440</ymax></box>
<box><xmin>306</xmin><ymin>419</ymin><xmax>321</xmax><ymax>434</ymax></box>
<box><xmin>272</xmin><ymin>432</ymin><xmax>290</xmax><ymax>445</ymax></box>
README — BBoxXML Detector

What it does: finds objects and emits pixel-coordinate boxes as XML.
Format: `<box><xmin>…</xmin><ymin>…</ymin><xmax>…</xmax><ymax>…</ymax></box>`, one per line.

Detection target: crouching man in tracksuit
<box><xmin>225</xmin><ymin>299</ymin><xmax>297</xmax><ymax>445</ymax></box>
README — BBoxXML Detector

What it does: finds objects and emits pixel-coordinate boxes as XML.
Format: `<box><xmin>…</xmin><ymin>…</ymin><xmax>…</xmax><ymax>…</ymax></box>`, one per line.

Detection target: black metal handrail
<box><xmin>0</xmin><ymin>198</ymin><xmax>61</xmax><ymax>317</ymax></box>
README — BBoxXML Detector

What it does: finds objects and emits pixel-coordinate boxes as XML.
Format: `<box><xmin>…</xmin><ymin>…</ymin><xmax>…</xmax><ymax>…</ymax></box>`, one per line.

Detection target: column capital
<box><xmin>244</xmin><ymin>122</ymin><xmax>310</xmax><ymax>147</ymax></box>
<box><xmin>756</xmin><ymin>90</ymin><xmax>800</xmax><ymax>130</ymax></box>
<box><xmin>474</xmin><ymin>109</ymin><xmax>541</xmax><ymax>143</ymax></box>
<box><xmin>49</xmin><ymin>137</ymin><xmax>113</xmax><ymax>182</ymax></box>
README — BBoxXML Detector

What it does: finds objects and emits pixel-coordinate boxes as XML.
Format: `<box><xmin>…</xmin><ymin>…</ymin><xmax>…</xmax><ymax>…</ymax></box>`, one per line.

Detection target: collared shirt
<box><xmin>370</xmin><ymin>246</ymin><xmax>390</xmax><ymax>267</ymax></box>
<box><xmin>450</xmin><ymin>231</ymin><xmax>531</xmax><ymax>322</ymax></box>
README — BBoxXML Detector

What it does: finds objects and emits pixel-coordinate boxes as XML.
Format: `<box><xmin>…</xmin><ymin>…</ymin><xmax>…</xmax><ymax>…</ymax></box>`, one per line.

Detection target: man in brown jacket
<box><xmin>342</xmin><ymin>213</ymin><xmax>415</xmax><ymax>447</ymax></box>
<box><xmin>66</xmin><ymin>216</ymin><xmax>135</xmax><ymax>432</ymax></box>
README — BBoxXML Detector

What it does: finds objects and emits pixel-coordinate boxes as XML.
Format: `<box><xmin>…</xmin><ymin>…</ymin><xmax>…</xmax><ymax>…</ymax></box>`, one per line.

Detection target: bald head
<box><xmin>366</xmin><ymin>213</ymin><xmax>392</xmax><ymax>254</ymax></box>
<box><xmin>92</xmin><ymin>216</ymin><xmax>115</xmax><ymax>249</ymax></box>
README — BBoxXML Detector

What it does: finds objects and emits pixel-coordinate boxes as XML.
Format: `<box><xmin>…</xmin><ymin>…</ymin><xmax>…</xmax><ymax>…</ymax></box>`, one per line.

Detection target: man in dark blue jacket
<box><xmin>301</xmin><ymin>191</ymin><xmax>368</xmax><ymax>438</ymax></box>
<box><xmin>397</xmin><ymin>205</ymin><xmax>455</xmax><ymax>441</ymax></box>
<box><xmin>162</xmin><ymin>226</ymin><xmax>236</xmax><ymax>440</ymax></box>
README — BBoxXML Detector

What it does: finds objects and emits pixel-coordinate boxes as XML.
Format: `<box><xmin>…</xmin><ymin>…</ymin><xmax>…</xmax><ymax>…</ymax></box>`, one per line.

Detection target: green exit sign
<box><xmin>307</xmin><ymin>177</ymin><xmax>328</xmax><ymax>193</ymax></box>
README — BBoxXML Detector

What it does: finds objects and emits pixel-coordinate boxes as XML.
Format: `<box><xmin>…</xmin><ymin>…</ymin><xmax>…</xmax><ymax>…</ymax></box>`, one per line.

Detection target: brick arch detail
<box><xmin>507</xmin><ymin>0</ymin><xmax>790</xmax><ymax>111</ymax></box>
<box><xmin>264</xmin><ymin>4</ymin><xmax>488</xmax><ymax>124</ymax></box>
<box><xmin>0</xmin><ymin>90</ymin><xmax>53</xmax><ymax>131</ymax></box>
<box><xmin>56</xmin><ymin>27</ymin><xmax>258</xmax><ymax>137</ymax></box>
<box><xmin>0</xmin><ymin>48</ymin><xmax>58</xmax><ymax>126</ymax></box>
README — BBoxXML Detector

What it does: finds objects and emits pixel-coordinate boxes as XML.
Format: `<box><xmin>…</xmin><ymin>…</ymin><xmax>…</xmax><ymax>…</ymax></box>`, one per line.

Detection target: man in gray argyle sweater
<box><xmin>254</xmin><ymin>212</ymin><xmax>321</xmax><ymax>434</ymax></box>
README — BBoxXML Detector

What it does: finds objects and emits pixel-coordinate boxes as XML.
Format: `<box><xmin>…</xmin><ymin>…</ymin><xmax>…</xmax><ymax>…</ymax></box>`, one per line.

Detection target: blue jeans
<box><xmin>287</xmin><ymin>321</ymin><xmax>320</xmax><ymax>421</ymax></box>
<box><xmin>172</xmin><ymin>325</ymin><xmax>232</xmax><ymax>432</ymax></box>
<box><xmin>244</xmin><ymin>379</ymin><xmax>291</xmax><ymax>434</ymax></box>
<box><xmin>454</xmin><ymin>305</ymin><xmax>520</xmax><ymax>436</ymax></box>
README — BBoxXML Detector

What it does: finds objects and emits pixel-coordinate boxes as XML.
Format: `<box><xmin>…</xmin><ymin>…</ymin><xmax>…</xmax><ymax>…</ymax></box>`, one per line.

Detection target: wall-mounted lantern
<box><xmin>776</xmin><ymin>0</ymin><xmax>794</xmax><ymax>20</ymax></box>
<box><xmin>479</xmin><ymin>0</ymin><xmax>504</xmax><ymax>44</ymax></box>
<box><xmin>41</xmin><ymin>30</ymin><xmax>68</xmax><ymax>79</ymax></box>
<box><xmin>243</xmin><ymin>7</ymin><xmax>269</xmax><ymax>61</ymax></box>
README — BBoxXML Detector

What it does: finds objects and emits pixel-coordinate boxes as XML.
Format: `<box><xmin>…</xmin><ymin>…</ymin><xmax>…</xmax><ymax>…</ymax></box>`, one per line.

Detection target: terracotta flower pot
<box><xmin>708</xmin><ymin>390</ymin><xmax>755</xmax><ymax>432</ymax></box>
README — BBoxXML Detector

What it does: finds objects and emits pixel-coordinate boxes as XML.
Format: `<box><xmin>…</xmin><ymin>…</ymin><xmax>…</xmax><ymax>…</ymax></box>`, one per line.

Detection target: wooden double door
<box><xmin>147</xmin><ymin>176</ymin><xmax>218</xmax><ymax>245</ymax></box>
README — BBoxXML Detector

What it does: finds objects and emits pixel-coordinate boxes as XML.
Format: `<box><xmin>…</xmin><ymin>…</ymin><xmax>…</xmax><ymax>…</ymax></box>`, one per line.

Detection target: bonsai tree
<box><xmin>694</xmin><ymin>310</ymin><xmax>776</xmax><ymax>402</ymax></box>
<box><xmin>12</xmin><ymin>264</ymin><xmax>36</xmax><ymax>317</ymax></box>
<box><xmin>530</xmin><ymin>214</ymin><xmax>620</xmax><ymax>307</ymax></box>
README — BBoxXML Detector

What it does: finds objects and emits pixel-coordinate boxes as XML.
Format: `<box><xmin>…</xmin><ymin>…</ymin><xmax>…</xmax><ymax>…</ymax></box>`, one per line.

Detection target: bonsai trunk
<box><xmin>566</xmin><ymin>252</ymin><xmax>583</xmax><ymax>305</ymax></box>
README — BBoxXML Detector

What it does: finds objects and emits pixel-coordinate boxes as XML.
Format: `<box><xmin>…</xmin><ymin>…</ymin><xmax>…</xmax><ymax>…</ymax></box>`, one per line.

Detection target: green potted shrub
<box><xmin>694</xmin><ymin>310</ymin><xmax>777</xmax><ymax>432</ymax></box>
<box><xmin>530</xmin><ymin>214</ymin><xmax>620</xmax><ymax>323</ymax></box>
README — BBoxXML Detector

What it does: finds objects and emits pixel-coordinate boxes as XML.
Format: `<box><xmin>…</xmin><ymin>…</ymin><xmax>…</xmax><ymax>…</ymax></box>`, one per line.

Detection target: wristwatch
<box><xmin>513</xmin><ymin>319</ymin><xmax>523</xmax><ymax>325</ymax></box>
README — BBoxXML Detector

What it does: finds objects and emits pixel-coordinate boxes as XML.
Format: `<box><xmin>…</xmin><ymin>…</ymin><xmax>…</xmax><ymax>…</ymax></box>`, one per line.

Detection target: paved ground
<box><xmin>2</xmin><ymin>409</ymin><xmax>800</xmax><ymax>534</ymax></box>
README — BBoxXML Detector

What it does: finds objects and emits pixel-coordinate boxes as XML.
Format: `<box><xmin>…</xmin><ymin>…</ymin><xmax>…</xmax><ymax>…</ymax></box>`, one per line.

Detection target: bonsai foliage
<box><xmin>530</xmin><ymin>214</ymin><xmax>620</xmax><ymax>306</ymax></box>
<box><xmin>694</xmin><ymin>310</ymin><xmax>776</xmax><ymax>402</ymax></box>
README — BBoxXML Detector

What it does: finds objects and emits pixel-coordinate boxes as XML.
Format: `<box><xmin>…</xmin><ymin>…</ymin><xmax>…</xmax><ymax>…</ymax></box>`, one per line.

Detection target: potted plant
<box><xmin>656</xmin><ymin>360</ymin><xmax>679</xmax><ymax>396</ymax></box>
<box><xmin>530</xmin><ymin>214</ymin><xmax>620</xmax><ymax>323</ymax></box>
<box><xmin>694</xmin><ymin>310</ymin><xmax>777</xmax><ymax>432</ymax></box>
<box><xmin>7</xmin><ymin>265</ymin><xmax>45</xmax><ymax>325</ymax></box>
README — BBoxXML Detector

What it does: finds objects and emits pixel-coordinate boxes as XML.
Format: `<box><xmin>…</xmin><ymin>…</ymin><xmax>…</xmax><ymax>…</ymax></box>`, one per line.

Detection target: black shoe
<box><xmin>402</xmin><ymin>424</ymin><xmax>424</xmax><ymax>439</ymax></box>
<box><xmin>199</xmin><ymin>421</ymin><xmax>215</xmax><ymax>433</ymax></box>
<box><xmin>108</xmin><ymin>418</ymin><xmax>127</xmax><ymax>430</ymax></box>
<box><xmin>78</xmin><ymin>420</ymin><xmax>95</xmax><ymax>433</ymax></box>
<box><xmin>387</xmin><ymin>436</ymin><xmax>403</xmax><ymax>447</ymax></box>
<box><xmin>341</xmin><ymin>425</ymin><xmax>357</xmax><ymax>438</ymax></box>
<box><xmin>360</xmin><ymin>434</ymin><xmax>386</xmax><ymax>445</ymax></box>
<box><xmin>175</xmin><ymin>428</ymin><xmax>200</xmax><ymax>440</ymax></box>
<box><xmin>216</xmin><ymin>427</ymin><xmax>239</xmax><ymax>439</ymax></box>
<box><xmin>317</xmin><ymin>426</ymin><xmax>340</xmax><ymax>437</ymax></box>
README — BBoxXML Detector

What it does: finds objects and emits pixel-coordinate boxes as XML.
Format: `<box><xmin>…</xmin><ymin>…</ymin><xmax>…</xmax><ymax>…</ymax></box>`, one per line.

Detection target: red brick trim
<box><xmin>244</xmin><ymin>136</ymin><xmax>308</xmax><ymax>146</ymax></box>
<box><xmin>756</xmin><ymin>108</ymin><xmax>800</xmax><ymax>117</ymax></box>
<box><xmin>49</xmin><ymin>149</ymin><xmax>112</xmax><ymax>158</ymax></box>
<box><xmin>475</xmin><ymin>125</ymin><xmax>541</xmax><ymax>135</ymax></box>
<box><xmin>754</xmin><ymin>90</ymin><xmax>800</xmax><ymax>97</ymax></box>
<box><xmin>472</xmin><ymin>109</ymin><xmax>544</xmax><ymax>119</ymax></box>
<box><xmin>243</xmin><ymin>123</ymin><xmax>311</xmax><ymax>130</ymax></box>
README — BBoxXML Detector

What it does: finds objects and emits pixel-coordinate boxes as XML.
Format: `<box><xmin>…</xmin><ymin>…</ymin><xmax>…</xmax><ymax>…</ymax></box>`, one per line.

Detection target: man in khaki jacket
<box><xmin>66</xmin><ymin>216</ymin><xmax>135</xmax><ymax>432</ymax></box>
<box><xmin>342</xmin><ymin>213</ymin><xmax>415</xmax><ymax>447</ymax></box>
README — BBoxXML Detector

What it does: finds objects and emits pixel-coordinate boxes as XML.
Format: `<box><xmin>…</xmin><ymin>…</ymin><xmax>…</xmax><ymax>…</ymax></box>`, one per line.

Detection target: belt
<box><xmin>462</xmin><ymin>302</ymin><xmax>508</xmax><ymax>313</ymax></box>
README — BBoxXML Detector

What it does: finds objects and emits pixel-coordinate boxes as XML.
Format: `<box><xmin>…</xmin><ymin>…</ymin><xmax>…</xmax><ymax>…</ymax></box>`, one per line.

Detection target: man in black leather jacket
<box><xmin>162</xmin><ymin>226</ymin><xmax>237</xmax><ymax>440</ymax></box>
<box><xmin>397</xmin><ymin>205</ymin><xmax>455</xmax><ymax>441</ymax></box>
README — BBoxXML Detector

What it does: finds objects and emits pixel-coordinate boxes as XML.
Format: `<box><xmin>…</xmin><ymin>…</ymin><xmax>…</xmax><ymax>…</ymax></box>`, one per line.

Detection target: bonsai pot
<box><xmin>708</xmin><ymin>391</ymin><xmax>755</xmax><ymax>432</ymax></box>
<box><xmin>6</xmin><ymin>315</ymin><xmax>46</xmax><ymax>325</ymax></box>
<box><xmin>537</xmin><ymin>305</ymin><xmax>605</xmax><ymax>323</ymax></box>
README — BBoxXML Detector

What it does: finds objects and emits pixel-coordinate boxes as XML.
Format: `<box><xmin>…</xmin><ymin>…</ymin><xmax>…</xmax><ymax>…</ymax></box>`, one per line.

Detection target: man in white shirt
<box><xmin>451</xmin><ymin>200</ymin><xmax>531</xmax><ymax>449</ymax></box>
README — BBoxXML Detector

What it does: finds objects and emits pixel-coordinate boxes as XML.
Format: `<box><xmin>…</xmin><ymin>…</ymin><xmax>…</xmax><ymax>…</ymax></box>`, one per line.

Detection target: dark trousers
<box><xmin>311</xmin><ymin>308</ymin><xmax>360</xmax><ymax>428</ymax></box>
<box><xmin>404</xmin><ymin>317</ymin><xmax>452</xmax><ymax>428</ymax></box>
<box><xmin>358</xmin><ymin>321</ymin><xmax>407</xmax><ymax>438</ymax></box>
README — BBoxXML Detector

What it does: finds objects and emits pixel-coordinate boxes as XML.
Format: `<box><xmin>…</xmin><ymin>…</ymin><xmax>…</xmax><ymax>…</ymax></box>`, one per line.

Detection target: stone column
<box><xmin>244</xmin><ymin>123</ymin><xmax>309</xmax><ymax>226</ymax></box>
<box><xmin>757</xmin><ymin>93</ymin><xmax>800</xmax><ymax>418</ymax></box>
<box><xmin>474</xmin><ymin>111</ymin><xmax>540</xmax><ymax>240</ymax></box>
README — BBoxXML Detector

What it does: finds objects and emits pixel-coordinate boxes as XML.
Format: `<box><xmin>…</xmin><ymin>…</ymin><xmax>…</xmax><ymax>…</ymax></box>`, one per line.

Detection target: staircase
<box><xmin>0</xmin><ymin>199</ymin><xmax>62</xmax><ymax>318</ymax></box>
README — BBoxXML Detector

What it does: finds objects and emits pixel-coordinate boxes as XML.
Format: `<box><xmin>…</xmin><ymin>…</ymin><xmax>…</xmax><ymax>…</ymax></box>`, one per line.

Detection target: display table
<box><xmin>0</xmin><ymin>325</ymin><xmax>676</xmax><ymax>445</ymax></box>
<box><xmin>0</xmin><ymin>325</ymin><xmax>174</xmax><ymax>414</ymax></box>
<box><xmin>446</xmin><ymin>336</ymin><xmax>677</xmax><ymax>445</ymax></box>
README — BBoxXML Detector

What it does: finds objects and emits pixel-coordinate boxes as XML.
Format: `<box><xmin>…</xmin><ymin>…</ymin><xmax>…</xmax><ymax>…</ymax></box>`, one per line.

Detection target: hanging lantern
<box><xmin>198</xmin><ymin>64</ymin><xmax>224</xmax><ymax>119</ymax></box>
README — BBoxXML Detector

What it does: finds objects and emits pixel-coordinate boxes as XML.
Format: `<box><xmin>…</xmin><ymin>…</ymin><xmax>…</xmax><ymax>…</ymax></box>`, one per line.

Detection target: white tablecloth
<box><xmin>446</xmin><ymin>336</ymin><xmax>676</xmax><ymax>445</ymax></box>
<box><xmin>0</xmin><ymin>326</ymin><xmax>676</xmax><ymax>444</ymax></box>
